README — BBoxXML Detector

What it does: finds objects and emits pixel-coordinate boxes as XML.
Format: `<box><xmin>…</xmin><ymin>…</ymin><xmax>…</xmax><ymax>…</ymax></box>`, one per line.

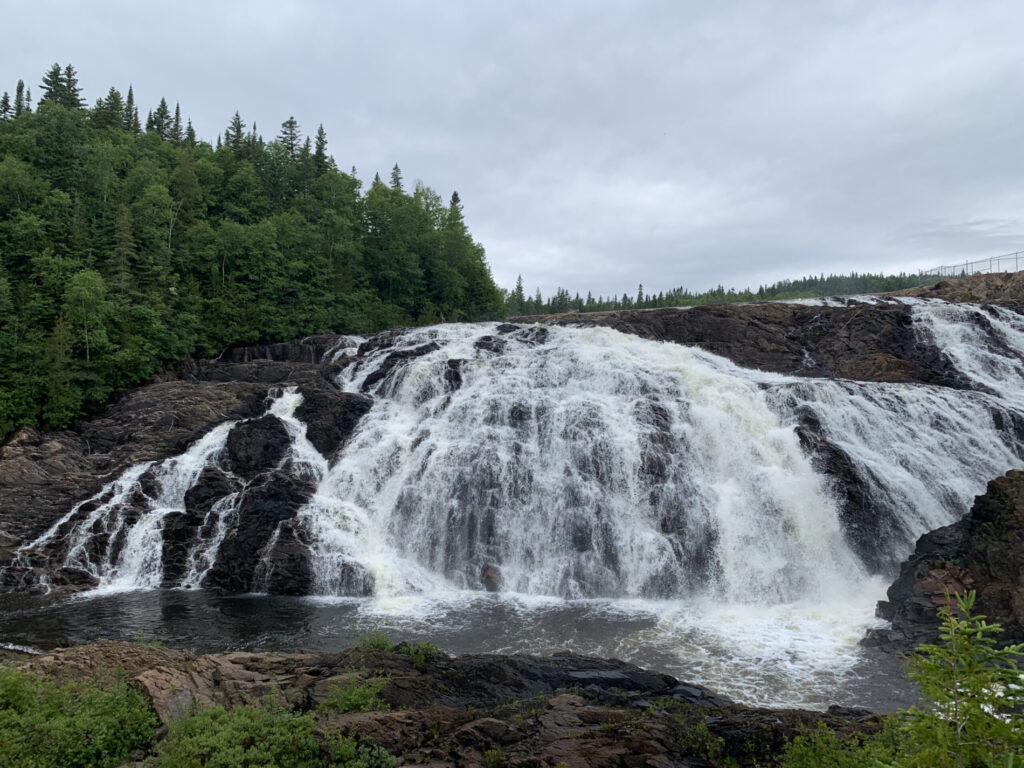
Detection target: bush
<box><xmin>358</xmin><ymin>631</ymin><xmax>394</xmax><ymax>652</ymax></box>
<box><xmin>318</xmin><ymin>676</ymin><xmax>389</xmax><ymax>714</ymax></box>
<box><xmin>0</xmin><ymin>665</ymin><xmax>158</xmax><ymax>768</ymax></box>
<box><xmin>154</xmin><ymin>704</ymin><xmax>321</xmax><ymax>768</ymax></box>
<box><xmin>781</xmin><ymin>590</ymin><xmax>1024</xmax><ymax>768</ymax></box>
<box><xmin>399</xmin><ymin>642</ymin><xmax>439</xmax><ymax>666</ymax></box>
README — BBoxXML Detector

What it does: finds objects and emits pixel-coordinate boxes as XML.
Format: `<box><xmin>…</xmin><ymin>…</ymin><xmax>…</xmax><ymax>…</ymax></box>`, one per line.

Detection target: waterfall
<box><xmin>12</xmin><ymin>301</ymin><xmax>1024</xmax><ymax>606</ymax></box>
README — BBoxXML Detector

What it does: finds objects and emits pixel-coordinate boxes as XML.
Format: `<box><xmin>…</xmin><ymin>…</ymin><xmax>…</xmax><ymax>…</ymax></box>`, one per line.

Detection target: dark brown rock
<box><xmin>509</xmin><ymin>300</ymin><xmax>972</xmax><ymax>387</ymax></box>
<box><xmin>866</xmin><ymin>470</ymin><xmax>1024</xmax><ymax>651</ymax></box>
<box><xmin>294</xmin><ymin>390</ymin><xmax>373</xmax><ymax>457</ymax></box>
<box><xmin>19</xmin><ymin>642</ymin><xmax>882</xmax><ymax>767</ymax></box>
<box><xmin>225</xmin><ymin>415</ymin><xmax>291</xmax><ymax>477</ymax></box>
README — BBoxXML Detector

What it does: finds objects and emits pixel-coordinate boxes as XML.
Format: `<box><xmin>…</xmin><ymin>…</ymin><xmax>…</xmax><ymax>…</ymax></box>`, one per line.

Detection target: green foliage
<box><xmin>358</xmin><ymin>630</ymin><xmax>395</xmax><ymax>652</ymax></box>
<box><xmin>400</xmin><ymin>641</ymin><xmax>440</xmax><ymax>666</ymax></box>
<box><xmin>0</xmin><ymin>665</ymin><xmax>158</xmax><ymax>768</ymax></box>
<box><xmin>780</xmin><ymin>591</ymin><xmax>1024</xmax><ymax>768</ymax></box>
<box><xmin>154</xmin><ymin>703</ymin><xmax>352</xmax><ymax>768</ymax></box>
<box><xmin>0</xmin><ymin>63</ymin><xmax>504</xmax><ymax>444</ymax></box>
<box><xmin>901</xmin><ymin>591</ymin><xmax>1024</xmax><ymax>768</ymax></box>
<box><xmin>327</xmin><ymin>734</ymin><xmax>396</xmax><ymax>768</ymax></box>
<box><xmin>318</xmin><ymin>676</ymin><xmax>389</xmax><ymax>714</ymax></box>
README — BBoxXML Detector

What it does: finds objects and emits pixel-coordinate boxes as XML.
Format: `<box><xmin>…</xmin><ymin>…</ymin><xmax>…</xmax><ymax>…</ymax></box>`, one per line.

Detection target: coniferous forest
<box><xmin>0</xmin><ymin>64</ymin><xmax>504</xmax><ymax>442</ymax></box>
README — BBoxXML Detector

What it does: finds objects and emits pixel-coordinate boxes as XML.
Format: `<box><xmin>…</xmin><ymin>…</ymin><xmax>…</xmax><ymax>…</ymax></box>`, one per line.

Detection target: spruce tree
<box><xmin>0</xmin><ymin>92</ymin><xmax>10</xmax><ymax>121</ymax></box>
<box><xmin>39</xmin><ymin>63</ymin><xmax>64</xmax><ymax>106</ymax></box>
<box><xmin>123</xmin><ymin>85</ymin><xmax>140</xmax><ymax>133</ymax></box>
<box><xmin>61</xmin><ymin>64</ymin><xmax>84</xmax><ymax>108</ymax></box>
<box><xmin>225</xmin><ymin>111</ymin><xmax>245</xmax><ymax>151</ymax></box>
<box><xmin>313</xmin><ymin>124</ymin><xmax>329</xmax><ymax>174</ymax></box>
<box><xmin>390</xmin><ymin>163</ymin><xmax>404</xmax><ymax>192</ymax></box>
<box><xmin>185</xmin><ymin>120</ymin><xmax>196</xmax><ymax>146</ymax></box>
<box><xmin>170</xmin><ymin>102</ymin><xmax>183</xmax><ymax>143</ymax></box>
<box><xmin>278</xmin><ymin>116</ymin><xmax>300</xmax><ymax>156</ymax></box>
<box><xmin>13</xmin><ymin>80</ymin><xmax>25</xmax><ymax>116</ymax></box>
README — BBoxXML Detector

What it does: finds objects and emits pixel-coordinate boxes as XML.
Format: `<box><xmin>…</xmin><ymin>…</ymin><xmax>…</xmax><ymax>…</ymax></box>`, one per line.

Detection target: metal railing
<box><xmin>919</xmin><ymin>250</ymin><xmax>1024</xmax><ymax>283</ymax></box>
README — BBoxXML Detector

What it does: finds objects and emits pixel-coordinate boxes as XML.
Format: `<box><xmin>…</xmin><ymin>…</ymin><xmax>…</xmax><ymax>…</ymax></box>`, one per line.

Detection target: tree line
<box><xmin>0</xmin><ymin>64</ymin><xmax>504</xmax><ymax>441</ymax></box>
<box><xmin>504</xmin><ymin>271</ymin><xmax>925</xmax><ymax>316</ymax></box>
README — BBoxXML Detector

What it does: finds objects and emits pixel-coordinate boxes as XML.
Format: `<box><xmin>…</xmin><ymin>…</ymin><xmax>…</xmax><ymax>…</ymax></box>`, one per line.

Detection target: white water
<box><xmin>10</xmin><ymin>299</ymin><xmax>1024</xmax><ymax>707</ymax></box>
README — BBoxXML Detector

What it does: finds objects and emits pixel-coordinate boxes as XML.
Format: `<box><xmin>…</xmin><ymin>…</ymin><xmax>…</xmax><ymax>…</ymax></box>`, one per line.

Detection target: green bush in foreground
<box><xmin>0</xmin><ymin>666</ymin><xmax>158</xmax><ymax>768</ymax></box>
<box><xmin>783</xmin><ymin>590</ymin><xmax>1024</xmax><ymax>768</ymax></box>
<box><xmin>152</xmin><ymin>703</ymin><xmax>393</xmax><ymax>768</ymax></box>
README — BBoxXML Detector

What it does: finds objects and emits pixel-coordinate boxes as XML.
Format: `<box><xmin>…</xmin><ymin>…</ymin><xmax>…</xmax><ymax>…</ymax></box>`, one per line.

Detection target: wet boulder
<box><xmin>225</xmin><ymin>415</ymin><xmax>291</xmax><ymax>477</ymax></box>
<box><xmin>294</xmin><ymin>391</ymin><xmax>373</xmax><ymax>457</ymax></box>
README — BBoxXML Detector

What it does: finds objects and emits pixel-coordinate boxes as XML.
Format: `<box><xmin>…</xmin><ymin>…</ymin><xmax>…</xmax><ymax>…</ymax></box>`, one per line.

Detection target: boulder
<box><xmin>866</xmin><ymin>470</ymin><xmax>1024</xmax><ymax>652</ymax></box>
<box><xmin>225</xmin><ymin>415</ymin><xmax>291</xmax><ymax>477</ymax></box>
<box><xmin>294</xmin><ymin>390</ymin><xmax>373</xmax><ymax>457</ymax></box>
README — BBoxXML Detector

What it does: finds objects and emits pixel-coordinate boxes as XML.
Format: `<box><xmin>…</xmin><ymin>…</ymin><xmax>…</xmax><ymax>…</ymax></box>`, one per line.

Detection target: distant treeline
<box><xmin>505</xmin><ymin>272</ymin><xmax>924</xmax><ymax>315</ymax></box>
<box><xmin>0</xmin><ymin>64</ymin><xmax>503</xmax><ymax>441</ymax></box>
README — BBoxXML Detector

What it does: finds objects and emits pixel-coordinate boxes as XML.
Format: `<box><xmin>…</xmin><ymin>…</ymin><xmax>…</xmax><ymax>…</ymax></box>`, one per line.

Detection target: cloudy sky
<box><xmin>3</xmin><ymin>1</ymin><xmax>1022</xmax><ymax>298</ymax></box>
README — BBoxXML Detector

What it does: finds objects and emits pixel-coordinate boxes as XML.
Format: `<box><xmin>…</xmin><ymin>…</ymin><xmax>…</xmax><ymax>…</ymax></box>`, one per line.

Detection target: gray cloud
<box><xmin>3</xmin><ymin>0</ymin><xmax>1021</xmax><ymax>297</ymax></box>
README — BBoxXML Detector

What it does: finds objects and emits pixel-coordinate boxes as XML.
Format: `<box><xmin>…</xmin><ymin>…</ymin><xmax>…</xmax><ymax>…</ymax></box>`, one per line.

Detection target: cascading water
<box><xmin>7</xmin><ymin>297</ymin><xmax>1024</xmax><ymax>707</ymax></box>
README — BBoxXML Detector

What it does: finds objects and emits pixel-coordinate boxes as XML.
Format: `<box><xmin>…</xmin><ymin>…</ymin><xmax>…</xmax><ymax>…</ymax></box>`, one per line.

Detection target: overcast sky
<box><xmin>3</xmin><ymin>1</ymin><xmax>1022</xmax><ymax>298</ymax></box>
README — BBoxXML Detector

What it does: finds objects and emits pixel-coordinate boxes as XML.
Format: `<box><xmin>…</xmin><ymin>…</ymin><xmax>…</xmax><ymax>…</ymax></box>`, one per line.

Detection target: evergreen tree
<box><xmin>225</xmin><ymin>111</ymin><xmax>245</xmax><ymax>151</ymax></box>
<box><xmin>313</xmin><ymin>124</ymin><xmax>329</xmax><ymax>175</ymax></box>
<box><xmin>0</xmin><ymin>92</ymin><xmax>10</xmax><ymax>121</ymax></box>
<box><xmin>13</xmin><ymin>79</ymin><xmax>25</xmax><ymax>116</ymax></box>
<box><xmin>278</xmin><ymin>116</ymin><xmax>300</xmax><ymax>156</ymax></box>
<box><xmin>184</xmin><ymin>119</ymin><xmax>196</xmax><ymax>146</ymax></box>
<box><xmin>62</xmin><ymin>64</ymin><xmax>84</xmax><ymax>108</ymax></box>
<box><xmin>39</xmin><ymin>63</ymin><xmax>64</xmax><ymax>106</ymax></box>
<box><xmin>170</xmin><ymin>102</ymin><xmax>183</xmax><ymax>143</ymax></box>
<box><xmin>123</xmin><ymin>85</ymin><xmax>140</xmax><ymax>133</ymax></box>
<box><xmin>390</xmin><ymin>163</ymin><xmax>403</xmax><ymax>192</ymax></box>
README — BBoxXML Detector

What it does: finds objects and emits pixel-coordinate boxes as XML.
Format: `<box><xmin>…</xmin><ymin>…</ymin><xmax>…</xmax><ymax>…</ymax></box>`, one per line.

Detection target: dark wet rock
<box><xmin>866</xmin><ymin>470</ymin><xmax>1024</xmax><ymax>652</ymax></box>
<box><xmin>480</xmin><ymin>563</ymin><xmax>503</xmax><ymax>592</ymax></box>
<box><xmin>203</xmin><ymin>472</ymin><xmax>315</xmax><ymax>593</ymax></box>
<box><xmin>294</xmin><ymin>390</ymin><xmax>373</xmax><ymax>457</ymax></box>
<box><xmin>474</xmin><ymin>335</ymin><xmax>506</xmax><ymax>355</ymax></box>
<box><xmin>216</xmin><ymin>334</ymin><xmax>343</xmax><ymax>365</ymax></box>
<box><xmin>360</xmin><ymin>342</ymin><xmax>441</xmax><ymax>394</ymax></box>
<box><xmin>22</xmin><ymin>642</ymin><xmax>882</xmax><ymax>767</ymax></box>
<box><xmin>225</xmin><ymin>415</ymin><xmax>291</xmax><ymax>477</ymax></box>
<box><xmin>161</xmin><ymin>467</ymin><xmax>239</xmax><ymax>587</ymax></box>
<box><xmin>510</xmin><ymin>301</ymin><xmax>976</xmax><ymax>387</ymax></box>
<box><xmin>443</xmin><ymin>359</ymin><xmax>464</xmax><ymax>392</ymax></box>
<box><xmin>261</xmin><ymin>520</ymin><xmax>314</xmax><ymax>596</ymax></box>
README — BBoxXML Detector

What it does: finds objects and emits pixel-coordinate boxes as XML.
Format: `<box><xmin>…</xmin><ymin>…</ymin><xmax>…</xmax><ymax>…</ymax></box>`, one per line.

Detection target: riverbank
<box><xmin>3</xmin><ymin>639</ymin><xmax>880</xmax><ymax>767</ymax></box>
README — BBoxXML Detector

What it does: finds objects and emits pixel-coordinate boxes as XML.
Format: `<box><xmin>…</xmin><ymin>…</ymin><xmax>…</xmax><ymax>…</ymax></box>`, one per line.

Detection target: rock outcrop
<box><xmin>16</xmin><ymin>641</ymin><xmax>879</xmax><ymax>767</ymax></box>
<box><xmin>0</xmin><ymin>335</ymin><xmax>371</xmax><ymax>589</ymax></box>
<box><xmin>511</xmin><ymin>299</ymin><xmax>969</xmax><ymax>387</ymax></box>
<box><xmin>865</xmin><ymin>470</ymin><xmax>1024</xmax><ymax>652</ymax></box>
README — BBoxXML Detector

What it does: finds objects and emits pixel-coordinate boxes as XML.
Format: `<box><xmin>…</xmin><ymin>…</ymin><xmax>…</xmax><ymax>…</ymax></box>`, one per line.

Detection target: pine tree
<box><xmin>313</xmin><ymin>124</ymin><xmax>329</xmax><ymax>175</ymax></box>
<box><xmin>13</xmin><ymin>80</ymin><xmax>25</xmax><ymax>116</ymax></box>
<box><xmin>61</xmin><ymin>64</ymin><xmax>84</xmax><ymax>108</ymax></box>
<box><xmin>278</xmin><ymin>116</ymin><xmax>300</xmax><ymax>156</ymax></box>
<box><xmin>185</xmin><ymin>119</ymin><xmax>196</xmax><ymax>146</ymax></box>
<box><xmin>225</xmin><ymin>111</ymin><xmax>245</xmax><ymax>151</ymax></box>
<box><xmin>0</xmin><ymin>92</ymin><xmax>10</xmax><ymax>121</ymax></box>
<box><xmin>170</xmin><ymin>102</ymin><xmax>183</xmax><ymax>143</ymax></box>
<box><xmin>123</xmin><ymin>85</ymin><xmax>140</xmax><ymax>133</ymax></box>
<box><xmin>39</xmin><ymin>63</ymin><xmax>64</xmax><ymax>106</ymax></box>
<box><xmin>149</xmin><ymin>97</ymin><xmax>172</xmax><ymax>139</ymax></box>
<box><xmin>390</xmin><ymin>164</ymin><xmax>403</xmax><ymax>192</ymax></box>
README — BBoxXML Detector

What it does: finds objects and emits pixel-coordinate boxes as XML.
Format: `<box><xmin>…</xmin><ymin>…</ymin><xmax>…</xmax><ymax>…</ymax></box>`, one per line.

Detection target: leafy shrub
<box><xmin>0</xmin><ymin>665</ymin><xmax>158</xmax><ymax>768</ymax></box>
<box><xmin>154</xmin><ymin>704</ymin><xmax>319</xmax><ymax>767</ymax></box>
<box><xmin>358</xmin><ymin>631</ymin><xmax>394</xmax><ymax>652</ymax></box>
<box><xmin>781</xmin><ymin>590</ymin><xmax>1024</xmax><ymax>768</ymax></box>
<box><xmin>400</xmin><ymin>641</ymin><xmax>439</xmax><ymax>666</ymax></box>
<box><xmin>319</xmin><ymin>676</ymin><xmax>390</xmax><ymax>714</ymax></box>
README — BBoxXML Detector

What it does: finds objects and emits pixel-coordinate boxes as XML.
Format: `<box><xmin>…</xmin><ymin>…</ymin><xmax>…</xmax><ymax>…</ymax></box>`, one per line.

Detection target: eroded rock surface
<box><xmin>18</xmin><ymin>641</ymin><xmax>879</xmax><ymax>767</ymax></box>
<box><xmin>866</xmin><ymin>470</ymin><xmax>1024</xmax><ymax>652</ymax></box>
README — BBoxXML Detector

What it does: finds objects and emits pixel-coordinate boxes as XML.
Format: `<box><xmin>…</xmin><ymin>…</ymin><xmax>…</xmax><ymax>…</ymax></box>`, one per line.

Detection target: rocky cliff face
<box><xmin>14</xmin><ymin>641</ymin><xmax>878</xmax><ymax>767</ymax></box>
<box><xmin>866</xmin><ymin>469</ymin><xmax>1024</xmax><ymax>652</ymax></box>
